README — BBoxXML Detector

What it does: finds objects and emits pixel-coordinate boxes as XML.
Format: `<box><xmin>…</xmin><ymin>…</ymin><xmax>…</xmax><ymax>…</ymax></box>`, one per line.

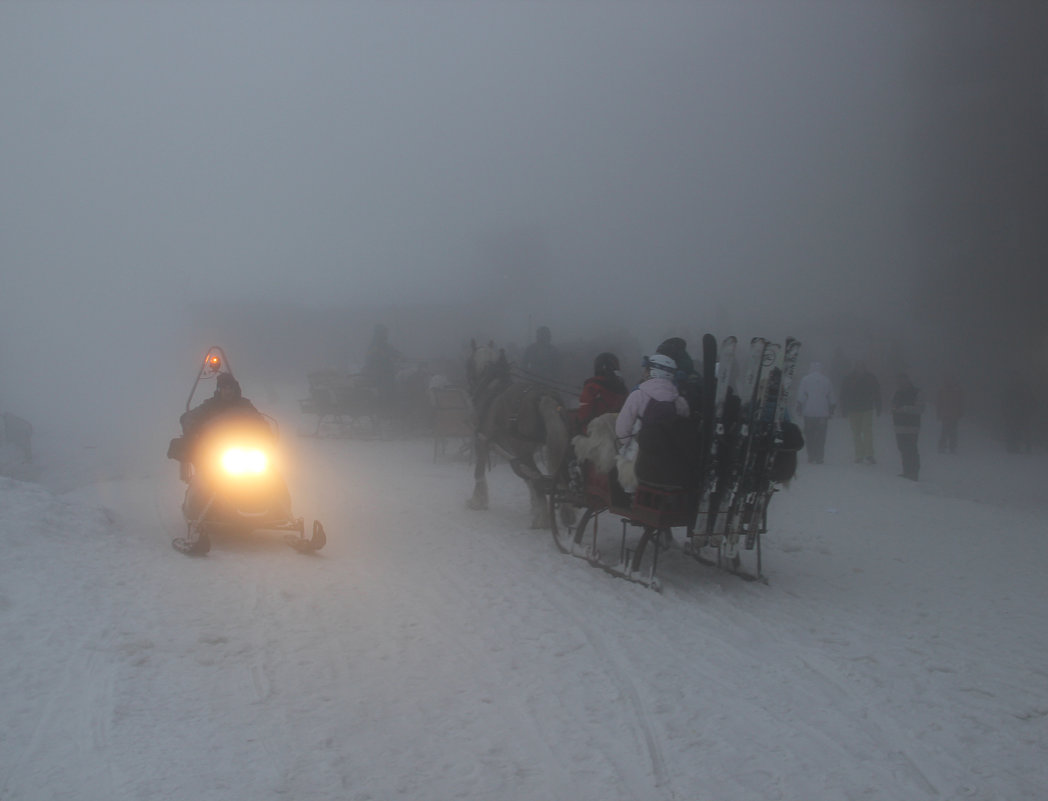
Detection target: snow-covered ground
<box><xmin>1</xmin><ymin>397</ymin><xmax>1046</xmax><ymax>801</ymax></box>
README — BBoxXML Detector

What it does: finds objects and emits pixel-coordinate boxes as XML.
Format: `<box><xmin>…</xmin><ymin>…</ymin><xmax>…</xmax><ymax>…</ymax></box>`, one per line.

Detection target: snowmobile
<box><xmin>167</xmin><ymin>347</ymin><xmax>326</xmax><ymax>555</ymax></box>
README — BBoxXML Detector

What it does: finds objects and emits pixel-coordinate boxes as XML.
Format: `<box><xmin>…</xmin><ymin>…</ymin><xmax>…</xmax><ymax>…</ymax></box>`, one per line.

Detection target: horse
<box><xmin>465</xmin><ymin>341</ymin><xmax>572</xmax><ymax>529</ymax></box>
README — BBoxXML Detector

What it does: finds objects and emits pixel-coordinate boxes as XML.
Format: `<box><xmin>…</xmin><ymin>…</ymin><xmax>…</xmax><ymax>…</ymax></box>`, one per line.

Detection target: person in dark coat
<box><xmin>840</xmin><ymin>361</ymin><xmax>881</xmax><ymax>464</ymax></box>
<box><xmin>935</xmin><ymin>373</ymin><xmax>965</xmax><ymax>454</ymax></box>
<box><xmin>179</xmin><ymin>372</ymin><xmax>261</xmax><ymax>443</ymax></box>
<box><xmin>522</xmin><ymin>326</ymin><xmax>562</xmax><ymax>383</ymax></box>
<box><xmin>176</xmin><ymin>372</ymin><xmax>276</xmax><ymax>521</ymax></box>
<box><xmin>656</xmin><ymin>337</ymin><xmax>703</xmax><ymax>419</ymax></box>
<box><xmin>891</xmin><ymin>372</ymin><xmax>924</xmax><ymax>480</ymax></box>
<box><xmin>362</xmin><ymin>324</ymin><xmax>402</xmax><ymax>405</ymax></box>
<box><xmin>1003</xmin><ymin>370</ymin><xmax>1037</xmax><ymax>454</ymax></box>
<box><xmin>576</xmin><ymin>352</ymin><xmax>628</xmax><ymax>433</ymax></box>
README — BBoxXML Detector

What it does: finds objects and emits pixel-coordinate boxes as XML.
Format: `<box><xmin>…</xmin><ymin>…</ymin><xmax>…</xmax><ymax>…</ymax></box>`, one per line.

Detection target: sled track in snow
<box><xmin>549</xmin><ymin>596</ymin><xmax>674</xmax><ymax>799</ymax></box>
<box><xmin>359</xmin><ymin>497</ymin><xmax>676</xmax><ymax>801</ymax></box>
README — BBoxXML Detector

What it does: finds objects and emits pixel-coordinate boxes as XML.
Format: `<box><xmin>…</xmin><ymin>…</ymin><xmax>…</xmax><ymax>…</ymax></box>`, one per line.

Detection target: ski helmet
<box><xmin>644</xmin><ymin>353</ymin><xmax>676</xmax><ymax>379</ymax></box>
<box><xmin>593</xmin><ymin>352</ymin><xmax>620</xmax><ymax>377</ymax></box>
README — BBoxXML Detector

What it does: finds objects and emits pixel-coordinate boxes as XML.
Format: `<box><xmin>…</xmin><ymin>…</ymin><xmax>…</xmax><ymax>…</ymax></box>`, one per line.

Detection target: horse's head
<box><xmin>467</xmin><ymin>340</ymin><xmax>509</xmax><ymax>395</ymax></box>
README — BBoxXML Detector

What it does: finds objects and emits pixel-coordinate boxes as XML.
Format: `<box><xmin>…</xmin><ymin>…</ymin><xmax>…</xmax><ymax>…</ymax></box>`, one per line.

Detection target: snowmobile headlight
<box><xmin>220</xmin><ymin>447</ymin><xmax>268</xmax><ymax>476</ymax></box>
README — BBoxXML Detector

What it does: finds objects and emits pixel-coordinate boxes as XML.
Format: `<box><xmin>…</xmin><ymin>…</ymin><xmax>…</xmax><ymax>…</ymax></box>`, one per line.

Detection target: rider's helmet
<box><xmin>593</xmin><ymin>352</ymin><xmax>620</xmax><ymax>377</ymax></box>
<box><xmin>216</xmin><ymin>372</ymin><xmax>241</xmax><ymax>397</ymax></box>
<box><xmin>644</xmin><ymin>353</ymin><xmax>677</xmax><ymax>380</ymax></box>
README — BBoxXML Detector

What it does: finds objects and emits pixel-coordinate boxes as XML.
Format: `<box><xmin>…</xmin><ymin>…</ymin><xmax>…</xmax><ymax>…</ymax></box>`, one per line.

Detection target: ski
<box><xmin>285</xmin><ymin>520</ymin><xmax>327</xmax><ymax>553</ymax></box>
<box><xmin>172</xmin><ymin>532</ymin><xmax>210</xmax><ymax>555</ymax></box>
<box><xmin>743</xmin><ymin>336</ymin><xmax>802</xmax><ymax>549</ymax></box>
<box><xmin>722</xmin><ymin>340</ymin><xmax>779</xmax><ymax>550</ymax></box>
<box><xmin>713</xmin><ymin>337</ymin><xmax>768</xmax><ymax>531</ymax></box>
<box><xmin>735</xmin><ymin>342</ymin><xmax>785</xmax><ymax>551</ymax></box>
<box><xmin>697</xmin><ymin>333</ymin><xmax>718</xmax><ymax>487</ymax></box>
<box><xmin>693</xmin><ymin>335</ymin><xmax>737</xmax><ymax>538</ymax></box>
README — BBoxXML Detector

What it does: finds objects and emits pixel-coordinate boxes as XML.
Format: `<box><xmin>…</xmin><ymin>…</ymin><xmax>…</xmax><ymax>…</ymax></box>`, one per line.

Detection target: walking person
<box><xmin>1003</xmin><ymin>370</ymin><xmax>1037</xmax><ymax>454</ymax></box>
<box><xmin>840</xmin><ymin>361</ymin><xmax>881</xmax><ymax>464</ymax></box>
<box><xmin>892</xmin><ymin>372</ymin><xmax>925</xmax><ymax>481</ymax></box>
<box><xmin>935</xmin><ymin>372</ymin><xmax>964</xmax><ymax>454</ymax></box>
<box><xmin>796</xmin><ymin>361</ymin><xmax>835</xmax><ymax>464</ymax></box>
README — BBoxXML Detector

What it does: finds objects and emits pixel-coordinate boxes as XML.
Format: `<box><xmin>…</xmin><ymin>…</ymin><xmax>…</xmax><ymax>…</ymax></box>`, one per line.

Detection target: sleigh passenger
<box><xmin>615</xmin><ymin>354</ymin><xmax>691</xmax><ymax>492</ymax></box>
<box><xmin>576</xmin><ymin>352</ymin><xmax>628</xmax><ymax>434</ymax></box>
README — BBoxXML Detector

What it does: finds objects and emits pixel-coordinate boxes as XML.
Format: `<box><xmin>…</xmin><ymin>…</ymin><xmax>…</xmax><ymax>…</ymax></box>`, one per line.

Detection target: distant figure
<box><xmin>362</xmin><ymin>324</ymin><xmax>402</xmax><ymax>404</ymax></box>
<box><xmin>576</xmin><ymin>352</ymin><xmax>628</xmax><ymax>433</ymax></box>
<box><xmin>522</xmin><ymin>326</ymin><xmax>562</xmax><ymax>383</ymax></box>
<box><xmin>935</xmin><ymin>373</ymin><xmax>965</xmax><ymax>454</ymax></box>
<box><xmin>796</xmin><ymin>361</ymin><xmax>835</xmax><ymax>464</ymax></box>
<box><xmin>891</xmin><ymin>372</ymin><xmax>924</xmax><ymax>480</ymax></box>
<box><xmin>1003</xmin><ymin>370</ymin><xmax>1036</xmax><ymax>454</ymax></box>
<box><xmin>840</xmin><ymin>361</ymin><xmax>881</xmax><ymax>464</ymax></box>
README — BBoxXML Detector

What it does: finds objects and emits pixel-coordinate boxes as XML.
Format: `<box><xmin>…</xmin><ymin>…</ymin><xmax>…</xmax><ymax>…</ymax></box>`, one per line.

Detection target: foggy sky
<box><xmin>1</xmin><ymin>2</ymin><xmax>1045</xmax><ymax>431</ymax></box>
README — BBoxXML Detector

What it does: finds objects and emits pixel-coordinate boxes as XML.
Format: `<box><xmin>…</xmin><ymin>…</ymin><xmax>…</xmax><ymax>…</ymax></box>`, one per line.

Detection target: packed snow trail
<box><xmin>1</xmin><ymin>414</ymin><xmax>1047</xmax><ymax>800</ymax></box>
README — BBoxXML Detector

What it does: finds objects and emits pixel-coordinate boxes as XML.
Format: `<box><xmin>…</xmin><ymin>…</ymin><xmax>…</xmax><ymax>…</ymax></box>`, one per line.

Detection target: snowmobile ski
<box><xmin>285</xmin><ymin>520</ymin><xmax>327</xmax><ymax>553</ymax></box>
<box><xmin>172</xmin><ymin>531</ymin><xmax>211</xmax><ymax>555</ymax></box>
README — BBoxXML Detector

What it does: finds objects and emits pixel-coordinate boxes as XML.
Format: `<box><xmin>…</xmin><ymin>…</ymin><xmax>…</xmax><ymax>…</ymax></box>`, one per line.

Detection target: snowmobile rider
<box><xmin>179</xmin><ymin>372</ymin><xmax>261</xmax><ymax>443</ymax></box>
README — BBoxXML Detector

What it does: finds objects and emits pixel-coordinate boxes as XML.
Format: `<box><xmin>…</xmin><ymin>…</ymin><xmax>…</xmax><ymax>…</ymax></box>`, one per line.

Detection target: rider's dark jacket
<box><xmin>180</xmin><ymin>393</ymin><xmax>261</xmax><ymax>439</ymax></box>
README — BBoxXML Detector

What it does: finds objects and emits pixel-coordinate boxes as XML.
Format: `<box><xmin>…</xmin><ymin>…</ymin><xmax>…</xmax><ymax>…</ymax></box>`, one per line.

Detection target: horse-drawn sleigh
<box><xmin>298</xmin><ymin>363</ymin><xmax>434</xmax><ymax>439</ymax></box>
<box><xmin>465</xmin><ymin>335</ymin><xmax>803</xmax><ymax>590</ymax></box>
<box><xmin>298</xmin><ymin>370</ymin><xmax>381</xmax><ymax>437</ymax></box>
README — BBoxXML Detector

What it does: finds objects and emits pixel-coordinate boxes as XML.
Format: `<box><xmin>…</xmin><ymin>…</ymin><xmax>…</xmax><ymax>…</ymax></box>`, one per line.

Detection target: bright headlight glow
<box><xmin>220</xmin><ymin>448</ymin><xmax>268</xmax><ymax>475</ymax></box>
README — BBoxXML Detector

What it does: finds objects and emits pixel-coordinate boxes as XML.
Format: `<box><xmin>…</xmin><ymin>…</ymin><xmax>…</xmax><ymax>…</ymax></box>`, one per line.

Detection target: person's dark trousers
<box><xmin>804</xmin><ymin>416</ymin><xmax>828</xmax><ymax>463</ymax></box>
<box><xmin>938</xmin><ymin>420</ymin><xmax>958</xmax><ymax>453</ymax></box>
<box><xmin>896</xmin><ymin>433</ymin><xmax>920</xmax><ymax>479</ymax></box>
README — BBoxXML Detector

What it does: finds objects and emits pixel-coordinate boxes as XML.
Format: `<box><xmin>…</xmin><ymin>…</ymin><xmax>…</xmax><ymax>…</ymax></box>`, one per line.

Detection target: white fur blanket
<box><xmin>571</xmin><ymin>412</ymin><xmax>640</xmax><ymax>493</ymax></box>
<box><xmin>571</xmin><ymin>413</ymin><xmax>619</xmax><ymax>473</ymax></box>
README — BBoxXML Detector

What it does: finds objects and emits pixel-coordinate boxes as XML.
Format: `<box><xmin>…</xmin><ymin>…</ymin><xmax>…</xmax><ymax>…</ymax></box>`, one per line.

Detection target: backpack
<box><xmin>635</xmin><ymin>398</ymin><xmax>698</xmax><ymax>488</ymax></box>
<box><xmin>768</xmin><ymin>420</ymin><xmax>805</xmax><ymax>483</ymax></box>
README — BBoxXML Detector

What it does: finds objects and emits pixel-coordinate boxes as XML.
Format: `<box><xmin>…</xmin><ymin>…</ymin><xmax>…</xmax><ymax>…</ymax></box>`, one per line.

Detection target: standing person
<box><xmin>576</xmin><ymin>352</ymin><xmax>628</xmax><ymax>433</ymax></box>
<box><xmin>522</xmin><ymin>325</ymin><xmax>561</xmax><ymax>383</ymax></box>
<box><xmin>935</xmin><ymin>372</ymin><xmax>965</xmax><ymax>454</ymax></box>
<box><xmin>1003</xmin><ymin>370</ymin><xmax>1037</xmax><ymax>454</ymax></box>
<box><xmin>795</xmin><ymin>361</ymin><xmax>835</xmax><ymax>464</ymax></box>
<box><xmin>892</xmin><ymin>373</ymin><xmax>925</xmax><ymax>480</ymax></box>
<box><xmin>840</xmin><ymin>361</ymin><xmax>882</xmax><ymax>464</ymax></box>
<box><xmin>362</xmin><ymin>324</ymin><xmax>402</xmax><ymax>405</ymax></box>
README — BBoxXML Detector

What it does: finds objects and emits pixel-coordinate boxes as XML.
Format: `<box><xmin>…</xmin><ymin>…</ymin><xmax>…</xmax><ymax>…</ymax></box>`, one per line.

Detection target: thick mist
<box><xmin>1</xmin><ymin>2</ymin><xmax>1045</xmax><ymax>453</ymax></box>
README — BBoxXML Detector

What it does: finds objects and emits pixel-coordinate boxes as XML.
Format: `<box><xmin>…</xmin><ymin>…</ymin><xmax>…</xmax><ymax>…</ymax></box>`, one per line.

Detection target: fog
<box><xmin>2</xmin><ymin>2</ymin><xmax>1045</xmax><ymax>447</ymax></box>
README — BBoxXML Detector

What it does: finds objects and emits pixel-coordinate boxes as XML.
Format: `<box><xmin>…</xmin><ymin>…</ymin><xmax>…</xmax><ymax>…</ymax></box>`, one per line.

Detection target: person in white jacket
<box><xmin>615</xmin><ymin>353</ymin><xmax>689</xmax><ymax>491</ymax></box>
<box><xmin>795</xmin><ymin>361</ymin><xmax>835</xmax><ymax>464</ymax></box>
